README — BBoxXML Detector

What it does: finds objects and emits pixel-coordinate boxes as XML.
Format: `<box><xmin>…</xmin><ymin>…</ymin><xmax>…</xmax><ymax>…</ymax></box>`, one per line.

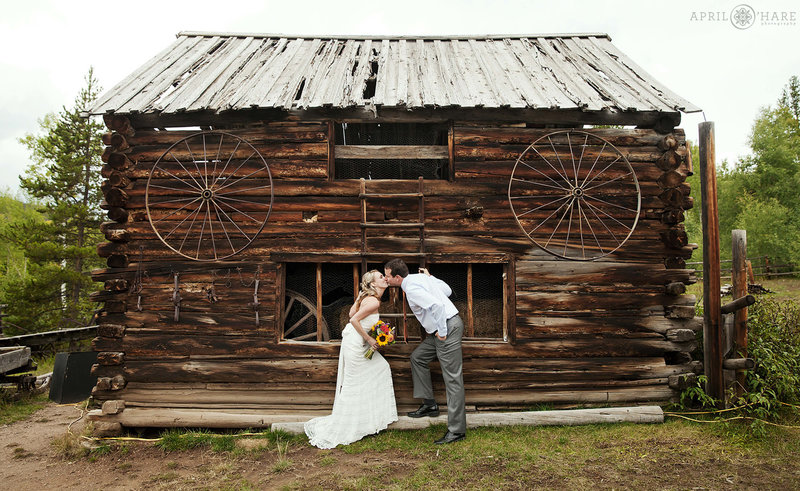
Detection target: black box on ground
<box><xmin>49</xmin><ymin>351</ymin><xmax>98</xmax><ymax>404</ymax></box>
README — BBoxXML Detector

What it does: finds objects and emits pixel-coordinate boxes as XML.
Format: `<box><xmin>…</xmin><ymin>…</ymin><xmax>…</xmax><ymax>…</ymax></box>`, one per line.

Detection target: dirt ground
<box><xmin>3</xmin><ymin>401</ymin><xmax>800</xmax><ymax>490</ymax></box>
<box><xmin>0</xmin><ymin>402</ymin><xmax>367</xmax><ymax>490</ymax></box>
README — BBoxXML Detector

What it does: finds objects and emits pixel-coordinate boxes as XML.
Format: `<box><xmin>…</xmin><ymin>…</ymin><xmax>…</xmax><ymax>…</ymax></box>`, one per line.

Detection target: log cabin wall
<box><xmin>91</xmin><ymin>116</ymin><xmax>700</xmax><ymax>424</ymax></box>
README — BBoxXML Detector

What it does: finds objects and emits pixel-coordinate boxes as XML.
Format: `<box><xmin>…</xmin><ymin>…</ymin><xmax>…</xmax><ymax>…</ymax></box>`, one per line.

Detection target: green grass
<box><xmin>0</xmin><ymin>392</ymin><xmax>48</xmax><ymax>425</ymax></box>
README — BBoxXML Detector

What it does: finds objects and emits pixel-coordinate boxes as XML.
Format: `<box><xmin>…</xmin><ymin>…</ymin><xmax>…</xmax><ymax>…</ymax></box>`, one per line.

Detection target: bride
<box><xmin>305</xmin><ymin>270</ymin><xmax>398</xmax><ymax>448</ymax></box>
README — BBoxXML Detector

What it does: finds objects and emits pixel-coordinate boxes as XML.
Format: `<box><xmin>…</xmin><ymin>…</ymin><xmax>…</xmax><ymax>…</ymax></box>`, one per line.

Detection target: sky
<box><xmin>1</xmin><ymin>0</ymin><xmax>798</xmax><ymax>196</ymax></box>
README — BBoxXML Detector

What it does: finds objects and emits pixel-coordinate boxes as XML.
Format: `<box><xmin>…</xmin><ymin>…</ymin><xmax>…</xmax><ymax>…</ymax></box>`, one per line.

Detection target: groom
<box><xmin>384</xmin><ymin>258</ymin><xmax>466</xmax><ymax>444</ymax></box>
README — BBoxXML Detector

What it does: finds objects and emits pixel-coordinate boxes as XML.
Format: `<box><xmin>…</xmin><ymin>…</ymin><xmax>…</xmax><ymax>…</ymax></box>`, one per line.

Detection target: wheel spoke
<box><xmin>515</xmin><ymin>195</ymin><xmax>572</xmax><ymax>218</ymax></box>
<box><xmin>584</xmin><ymin>200</ymin><xmax>622</xmax><ymax>245</ymax></box>
<box><xmin>582</xmin><ymin>194</ymin><xmax>639</xmax><ymax>215</ymax></box>
<box><xmin>564</xmin><ymin>198</ymin><xmax>575</xmax><ymax>257</ymax></box>
<box><xmin>154</xmin><ymin>163</ymin><xmax>202</xmax><ymax>191</ymax></box>
<box><xmin>583</xmin><ymin>199</ymin><xmax>631</xmax><ymax>235</ymax></box>
<box><xmin>582</xmin><ymin>155</ymin><xmax>623</xmax><ymax>189</ymax></box>
<box><xmin>184</xmin><ymin>139</ymin><xmax>206</xmax><ymax>189</ymax></box>
<box><xmin>206</xmin><ymin>200</ymin><xmax>217</xmax><ymax>260</ymax></box>
<box><xmin>285</xmin><ymin>311</ymin><xmax>314</xmax><ymax>336</ymax></box>
<box><xmin>578</xmin><ymin>142</ymin><xmax>608</xmax><ymax>188</ymax></box>
<box><xmin>153</xmin><ymin>196</ymin><xmax>203</xmax><ymax>223</ymax></box>
<box><xmin>544</xmin><ymin>197</ymin><xmax>574</xmax><ymax>248</ymax></box>
<box><xmin>169</xmin><ymin>151</ymin><xmax>205</xmax><ymax>190</ymax></box>
<box><xmin>212</xmin><ymin>199</ymin><xmax>252</xmax><ymax>240</ymax></box>
<box><xmin>148</xmin><ymin>183</ymin><xmax>200</xmax><ymax>193</ymax></box>
<box><xmin>178</xmin><ymin>200</ymin><xmax>204</xmax><ymax>253</ymax></box>
<box><xmin>163</xmin><ymin>201</ymin><xmax>207</xmax><ymax>240</ymax></box>
<box><xmin>210</xmin><ymin>140</ymin><xmax>242</xmax><ymax>189</ymax></box>
<box><xmin>515</xmin><ymin>159</ymin><xmax>572</xmax><ymax>190</ymax></box>
<box><xmin>574</xmin><ymin>134</ymin><xmax>588</xmax><ymax>187</ymax></box>
<box><xmin>216</xmin><ymin>197</ymin><xmax>266</xmax><ymax>223</ymax></box>
<box><xmin>547</xmin><ymin>136</ymin><xmax>573</xmax><ymax>186</ymax></box>
<box><xmin>202</xmin><ymin>133</ymin><xmax>209</xmax><ymax>189</ymax></box>
<box><xmin>510</xmin><ymin>176</ymin><xmax>572</xmax><ymax>192</ymax></box>
<box><xmin>530</xmin><ymin>146</ymin><xmax>572</xmax><ymax>188</ymax></box>
<box><xmin>215</xmin><ymin>183</ymin><xmax>273</xmax><ymax>196</ymax></box>
<box><xmin>579</xmin><ymin>199</ymin><xmax>605</xmax><ymax>255</ymax></box>
<box><xmin>582</xmin><ymin>171</ymin><xmax>633</xmax><ymax>192</ymax></box>
<box><xmin>210</xmin><ymin>200</ymin><xmax>237</xmax><ymax>254</ymax></box>
<box><xmin>527</xmin><ymin>197</ymin><xmax>573</xmax><ymax>235</ymax></box>
<box><xmin>196</xmin><ymin>200</ymin><xmax>209</xmax><ymax>260</ymax></box>
<box><xmin>214</xmin><ymin>151</ymin><xmax>256</xmax><ymax>190</ymax></box>
<box><xmin>214</xmin><ymin>166</ymin><xmax>270</xmax><ymax>193</ymax></box>
<box><xmin>577</xmin><ymin>198</ymin><xmax>585</xmax><ymax>259</ymax></box>
<box><xmin>149</xmin><ymin>195</ymin><xmax>201</xmax><ymax>205</ymax></box>
<box><xmin>214</xmin><ymin>194</ymin><xmax>270</xmax><ymax>206</ymax></box>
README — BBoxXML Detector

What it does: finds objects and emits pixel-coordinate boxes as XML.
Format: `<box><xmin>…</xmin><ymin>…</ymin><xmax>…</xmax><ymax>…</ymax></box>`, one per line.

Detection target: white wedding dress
<box><xmin>305</xmin><ymin>313</ymin><xmax>398</xmax><ymax>449</ymax></box>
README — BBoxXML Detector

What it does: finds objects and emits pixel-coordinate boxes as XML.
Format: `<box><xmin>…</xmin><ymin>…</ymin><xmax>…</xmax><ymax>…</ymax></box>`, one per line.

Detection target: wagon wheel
<box><xmin>282</xmin><ymin>290</ymin><xmax>330</xmax><ymax>341</ymax></box>
<box><xmin>146</xmin><ymin>131</ymin><xmax>273</xmax><ymax>261</ymax></box>
<box><xmin>508</xmin><ymin>130</ymin><xmax>641</xmax><ymax>260</ymax></box>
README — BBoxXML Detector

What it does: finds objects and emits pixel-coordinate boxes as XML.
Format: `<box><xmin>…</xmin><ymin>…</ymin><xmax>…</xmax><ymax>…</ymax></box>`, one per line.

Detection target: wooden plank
<box><xmin>335</xmin><ymin>145</ymin><xmax>449</xmax><ymax>159</ymax></box>
<box><xmin>731</xmin><ymin>229</ymin><xmax>748</xmax><ymax>398</ymax></box>
<box><xmin>0</xmin><ymin>346</ymin><xmax>31</xmax><ymax>374</ymax></box>
<box><xmin>275</xmin><ymin>406</ymin><xmax>664</xmax><ymax>434</ymax></box>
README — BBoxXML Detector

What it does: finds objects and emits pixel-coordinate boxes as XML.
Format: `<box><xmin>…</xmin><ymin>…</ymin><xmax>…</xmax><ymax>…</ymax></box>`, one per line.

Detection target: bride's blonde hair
<box><xmin>355</xmin><ymin>269</ymin><xmax>381</xmax><ymax>310</ymax></box>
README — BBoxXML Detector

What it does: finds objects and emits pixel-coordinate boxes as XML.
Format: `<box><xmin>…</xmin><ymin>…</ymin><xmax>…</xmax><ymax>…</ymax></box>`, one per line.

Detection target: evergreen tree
<box><xmin>1</xmin><ymin>69</ymin><xmax>105</xmax><ymax>334</ymax></box>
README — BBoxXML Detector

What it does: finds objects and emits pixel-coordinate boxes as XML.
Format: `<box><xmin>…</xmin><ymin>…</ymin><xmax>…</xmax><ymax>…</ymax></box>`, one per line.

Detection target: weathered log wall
<box><xmin>92</xmin><ymin>117</ymin><xmax>699</xmax><ymax>422</ymax></box>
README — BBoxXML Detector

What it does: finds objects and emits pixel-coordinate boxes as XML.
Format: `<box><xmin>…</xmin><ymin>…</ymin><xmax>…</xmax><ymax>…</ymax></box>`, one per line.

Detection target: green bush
<box><xmin>738</xmin><ymin>298</ymin><xmax>800</xmax><ymax>413</ymax></box>
<box><xmin>678</xmin><ymin>297</ymin><xmax>800</xmax><ymax>424</ymax></box>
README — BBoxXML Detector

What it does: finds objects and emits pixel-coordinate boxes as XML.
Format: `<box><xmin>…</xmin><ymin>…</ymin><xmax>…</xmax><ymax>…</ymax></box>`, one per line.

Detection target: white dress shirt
<box><xmin>401</xmin><ymin>273</ymin><xmax>459</xmax><ymax>337</ymax></box>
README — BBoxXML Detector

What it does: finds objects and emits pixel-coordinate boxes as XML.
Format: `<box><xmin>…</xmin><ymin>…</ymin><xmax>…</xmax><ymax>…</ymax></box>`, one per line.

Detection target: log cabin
<box><xmin>87</xmin><ymin>32</ymin><xmax>702</xmax><ymax>430</ymax></box>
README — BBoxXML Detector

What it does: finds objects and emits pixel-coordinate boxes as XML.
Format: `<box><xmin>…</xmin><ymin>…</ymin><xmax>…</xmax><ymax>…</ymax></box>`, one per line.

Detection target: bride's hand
<box><xmin>367</xmin><ymin>338</ymin><xmax>379</xmax><ymax>350</ymax></box>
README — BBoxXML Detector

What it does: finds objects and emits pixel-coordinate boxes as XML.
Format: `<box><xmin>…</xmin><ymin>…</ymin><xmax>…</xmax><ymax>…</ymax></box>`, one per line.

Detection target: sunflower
<box><xmin>376</xmin><ymin>332</ymin><xmax>389</xmax><ymax>346</ymax></box>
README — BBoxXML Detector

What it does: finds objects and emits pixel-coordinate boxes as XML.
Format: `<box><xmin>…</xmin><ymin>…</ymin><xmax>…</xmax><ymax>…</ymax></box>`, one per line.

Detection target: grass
<box><xmin>689</xmin><ymin>276</ymin><xmax>800</xmax><ymax>306</ymax></box>
<box><xmin>0</xmin><ymin>392</ymin><xmax>48</xmax><ymax>425</ymax></box>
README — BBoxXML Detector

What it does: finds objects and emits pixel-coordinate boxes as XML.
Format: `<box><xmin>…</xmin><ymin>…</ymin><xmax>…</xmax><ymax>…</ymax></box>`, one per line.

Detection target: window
<box><xmin>333</xmin><ymin>123</ymin><xmax>450</xmax><ymax>180</ymax></box>
<box><xmin>279</xmin><ymin>261</ymin><xmax>510</xmax><ymax>342</ymax></box>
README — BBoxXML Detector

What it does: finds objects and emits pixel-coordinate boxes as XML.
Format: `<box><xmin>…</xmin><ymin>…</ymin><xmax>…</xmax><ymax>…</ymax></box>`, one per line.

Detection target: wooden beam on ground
<box><xmin>272</xmin><ymin>406</ymin><xmax>664</xmax><ymax>434</ymax></box>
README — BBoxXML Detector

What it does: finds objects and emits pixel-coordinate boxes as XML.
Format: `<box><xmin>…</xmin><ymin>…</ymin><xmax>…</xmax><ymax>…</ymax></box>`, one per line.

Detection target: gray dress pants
<box><xmin>410</xmin><ymin>314</ymin><xmax>466</xmax><ymax>434</ymax></box>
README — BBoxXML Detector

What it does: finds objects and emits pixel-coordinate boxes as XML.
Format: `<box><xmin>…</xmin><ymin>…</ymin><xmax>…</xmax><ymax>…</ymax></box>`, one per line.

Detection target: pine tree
<box><xmin>1</xmin><ymin>69</ymin><xmax>105</xmax><ymax>334</ymax></box>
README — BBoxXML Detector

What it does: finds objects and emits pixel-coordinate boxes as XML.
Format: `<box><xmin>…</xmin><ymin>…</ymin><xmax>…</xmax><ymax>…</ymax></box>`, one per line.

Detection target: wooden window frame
<box><xmin>327</xmin><ymin>121</ymin><xmax>455</xmax><ymax>181</ymax></box>
<box><xmin>276</xmin><ymin>257</ymin><xmax>515</xmax><ymax>344</ymax></box>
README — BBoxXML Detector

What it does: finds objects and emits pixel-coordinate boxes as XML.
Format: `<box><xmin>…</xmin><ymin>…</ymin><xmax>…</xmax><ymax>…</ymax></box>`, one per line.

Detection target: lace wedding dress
<box><xmin>305</xmin><ymin>313</ymin><xmax>398</xmax><ymax>449</ymax></box>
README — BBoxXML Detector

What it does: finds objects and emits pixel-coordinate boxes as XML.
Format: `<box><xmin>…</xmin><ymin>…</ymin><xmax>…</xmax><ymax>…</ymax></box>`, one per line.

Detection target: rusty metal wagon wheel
<box><xmin>282</xmin><ymin>290</ymin><xmax>330</xmax><ymax>341</ymax></box>
<box><xmin>145</xmin><ymin>131</ymin><xmax>273</xmax><ymax>261</ymax></box>
<box><xmin>508</xmin><ymin>130</ymin><xmax>641</xmax><ymax>260</ymax></box>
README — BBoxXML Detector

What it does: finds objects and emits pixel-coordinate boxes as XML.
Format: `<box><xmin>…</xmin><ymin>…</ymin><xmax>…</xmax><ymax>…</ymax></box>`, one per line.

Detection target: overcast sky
<box><xmin>1</xmin><ymin>0</ymin><xmax>798</xmax><ymax>196</ymax></box>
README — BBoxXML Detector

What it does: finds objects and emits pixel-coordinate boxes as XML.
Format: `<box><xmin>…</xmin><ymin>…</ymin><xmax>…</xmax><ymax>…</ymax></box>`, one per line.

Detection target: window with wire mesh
<box><xmin>334</xmin><ymin>123</ymin><xmax>449</xmax><ymax>180</ymax></box>
<box><xmin>281</xmin><ymin>262</ymin><xmax>505</xmax><ymax>342</ymax></box>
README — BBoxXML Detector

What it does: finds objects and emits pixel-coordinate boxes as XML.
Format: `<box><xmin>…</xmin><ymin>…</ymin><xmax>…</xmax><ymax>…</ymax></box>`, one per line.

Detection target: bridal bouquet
<box><xmin>364</xmin><ymin>320</ymin><xmax>395</xmax><ymax>359</ymax></box>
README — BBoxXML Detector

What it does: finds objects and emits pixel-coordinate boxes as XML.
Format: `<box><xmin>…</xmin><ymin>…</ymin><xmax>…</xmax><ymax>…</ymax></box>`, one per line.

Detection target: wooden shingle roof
<box><xmin>92</xmin><ymin>32</ymin><xmax>699</xmax><ymax>124</ymax></box>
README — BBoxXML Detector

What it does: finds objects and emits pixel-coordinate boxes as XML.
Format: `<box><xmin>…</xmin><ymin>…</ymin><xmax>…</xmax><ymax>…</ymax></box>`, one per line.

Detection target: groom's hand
<box><xmin>436</xmin><ymin>333</ymin><xmax>446</xmax><ymax>341</ymax></box>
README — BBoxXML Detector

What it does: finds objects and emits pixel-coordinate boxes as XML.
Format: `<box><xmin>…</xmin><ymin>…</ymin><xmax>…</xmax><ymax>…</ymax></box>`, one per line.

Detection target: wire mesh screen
<box><xmin>322</xmin><ymin>263</ymin><xmax>355</xmax><ymax>340</ymax></box>
<box><xmin>283</xmin><ymin>263</ymin><xmax>319</xmax><ymax>341</ymax></box>
<box><xmin>334</xmin><ymin>123</ymin><xmax>449</xmax><ymax>180</ymax></box>
<box><xmin>336</xmin><ymin>158</ymin><xmax>447</xmax><ymax>180</ymax></box>
<box><xmin>471</xmin><ymin>264</ymin><xmax>504</xmax><ymax>338</ymax></box>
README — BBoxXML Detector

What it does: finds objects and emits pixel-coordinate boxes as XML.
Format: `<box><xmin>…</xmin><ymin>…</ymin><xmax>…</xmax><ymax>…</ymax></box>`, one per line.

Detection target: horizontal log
<box><xmin>665</xmin><ymin>328</ymin><xmax>696</xmax><ymax>342</ymax></box>
<box><xmin>336</xmin><ymin>145</ymin><xmax>449</xmax><ymax>159</ymax></box>
<box><xmin>657</xmin><ymin>134</ymin><xmax>679</xmax><ymax>151</ymax></box>
<box><xmin>516</xmin><ymin>315</ymin><xmax>702</xmax><ymax>336</ymax></box>
<box><xmin>722</xmin><ymin>358</ymin><xmax>755</xmax><ymax>370</ymax></box>
<box><xmin>721</xmin><ymin>295</ymin><xmax>756</xmax><ymax>314</ymax></box>
<box><xmin>454</xmin><ymin>127</ymin><xmax>682</xmax><ymax>148</ymax></box>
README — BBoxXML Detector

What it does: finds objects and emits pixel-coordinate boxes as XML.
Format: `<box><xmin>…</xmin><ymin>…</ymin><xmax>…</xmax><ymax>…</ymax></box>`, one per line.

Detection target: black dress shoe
<box><xmin>434</xmin><ymin>431</ymin><xmax>466</xmax><ymax>444</ymax></box>
<box><xmin>407</xmin><ymin>403</ymin><xmax>440</xmax><ymax>418</ymax></box>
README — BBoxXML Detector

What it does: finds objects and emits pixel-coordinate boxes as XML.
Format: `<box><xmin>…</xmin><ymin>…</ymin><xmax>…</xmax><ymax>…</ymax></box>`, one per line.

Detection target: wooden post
<box><xmin>699</xmin><ymin>122</ymin><xmax>724</xmax><ymax>404</ymax></box>
<box><xmin>746</xmin><ymin>260</ymin><xmax>755</xmax><ymax>284</ymax></box>
<box><xmin>732</xmin><ymin>230</ymin><xmax>748</xmax><ymax>398</ymax></box>
<box><xmin>466</xmin><ymin>264</ymin><xmax>474</xmax><ymax>337</ymax></box>
<box><xmin>316</xmin><ymin>263</ymin><xmax>323</xmax><ymax>342</ymax></box>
